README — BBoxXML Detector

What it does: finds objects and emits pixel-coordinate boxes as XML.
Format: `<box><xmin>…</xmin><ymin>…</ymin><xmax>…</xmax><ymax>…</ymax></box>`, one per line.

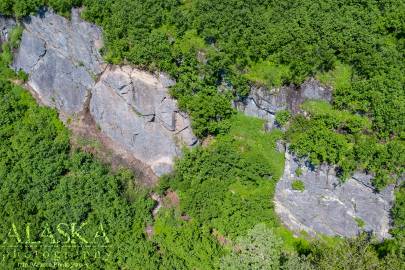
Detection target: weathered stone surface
<box><xmin>91</xmin><ymin>66</ymin><xmax>197</xmax><ymax>175</ymax></box>
<box><xmin>13</xmin><ymin>32</ymin><xmax>46</xmax><ymax>72</ymax></box>
<box><xmin>12</xmin><ymin>9</ymin><xmax>197</xmax><ymax>176</ymax></box>
<box><xmin>0</xmin><ymin>16</ymin><xmax>16</xmax><ymax>43</ymax></box>
<box><xmin>235</xmin><ymin>78</ymin><xmax>332</xmax><ymax>128</ymax></box>
<box><xmin>23</xmin><ymin>8</ymin><xmax>104</xmax><ymax>74</ymax></box>
<box><xmin>13</xmin><ymin>9</ymin><xmax>101</xmax><ymax>115</ymax></box>
<box><xmin>274</xmin><ymin>150</ymin><xmax>394</xmax><ymax>239</ymax></box>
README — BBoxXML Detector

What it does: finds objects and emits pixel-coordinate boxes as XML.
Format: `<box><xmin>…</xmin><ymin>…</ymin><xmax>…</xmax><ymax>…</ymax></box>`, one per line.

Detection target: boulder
<box><xmin>274</xmin><ymin>151</ymin><xmax>394</xmax><ymax>240</ymax></box>
<box><xmin>12</xmin><ymin>9</ymin><xmax>197</xmax><ymax>176</ymax></box>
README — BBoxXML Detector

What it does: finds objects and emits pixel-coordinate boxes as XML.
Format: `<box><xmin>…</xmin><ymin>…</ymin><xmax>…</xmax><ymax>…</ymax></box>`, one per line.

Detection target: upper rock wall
<box><xmin>13</xmin><ymin>9</ymin><xmax>104</xmax><ymax>114</ymax></box>
<box><xmin>12</xmin><ymin>9</ymin><xmax>197</xmax><ymax>176</ymax></box>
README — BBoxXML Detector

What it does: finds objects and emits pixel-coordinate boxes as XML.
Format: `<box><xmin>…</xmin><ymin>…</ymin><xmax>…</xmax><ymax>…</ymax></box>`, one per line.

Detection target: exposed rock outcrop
<box><xmin>238</xmin><ymin>77</ymin><xmax>394</xmax><ymax>239</ymax></box>
<box><xmin>13</xmin><ymin>9</ymin><xmax>104</xmax><ymax>115</ymax></box>
<box><xmin>275</xmin><ymin>150</ymin><xmax>394</xmax><ymax>240</ymax></box>
<box><xmin>234</xmin><ymin>79</ymin><xmax>332</xmax><ymax>129</ymax></box>
<box><xmin>12</xmin><ymin>9</ymin><xmax>197</xmax><ymax>177</ymax></box>
<box><xmin>90</xmin><ymin>66</ymin><xmax>196</xmax><ymax>175</ymax></box>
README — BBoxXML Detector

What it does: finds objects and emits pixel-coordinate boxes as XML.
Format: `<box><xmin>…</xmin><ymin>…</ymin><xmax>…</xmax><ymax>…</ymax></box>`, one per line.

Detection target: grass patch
<box><xmin>175</xmin><ymin>29</ymin><xmax>209</xmax><ymax>54</ymax></box>
<box><xmin>295</xmin><ymin>167</ymin><xmax>303</xmax><ymax>177</ymax></box>
<box><xmin>292</xmin><ymin>180</ymin><xmax>305</xmax><ymax>191</ymax></box>
<box><xmin>228</xmin><ymin>113</ymin><xmax>285</xmax><ymax>180</ymax></box>
<box><xmin>301</xmin><ymin>100</ymin><xmax>371</xmax><ymax>133</ymax></box>
<box><xmin>9</xmin><ymin>25</ymin><xmax>23</xmax><ymax>49</ymax></box>
<box><xmin>316</xmin><ymin>61</ymin><xmax>352</xmax><ymax>90</ymax></box>
<box><xmin>245</xmin><ymin>61</ymin><xmax>291</xmax><ymax>88</ymax></box>
<box><xmin>75</xmin><ymin>136</ymin><xmax>103</xmax><ymax>151</ymax></box>
<box><xmin>355</xmin><ymin>217</ymin><xmax>366</xmax><ymax>228</ymax></box>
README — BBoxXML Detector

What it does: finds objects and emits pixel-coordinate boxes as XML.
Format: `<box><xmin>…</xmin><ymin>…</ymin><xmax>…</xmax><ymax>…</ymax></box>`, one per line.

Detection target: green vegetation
<box><xmin>295</xmin><ymin>167</ymin><xmax>303</xmax><ymax>177</ymax></box>
<box><xmin>8</xmin><ymin>25</ymin><xmax>23</xmax><ymax>49</ymax></box>
<box><xmin>305</xmin><ymin>234</ymin><xmax>403</xmax><ymax>270</ymax></box>
<box><xmin>245</xmin><ymin>61</ymin><xmax>291</xmax><ymax>88</ymax></box>
<box><xmin>286</xmin><ymin>100</ymin><xmax>404</xmax><ymax>187</ymax></box>
<box><xmin>291</xmin><ymin>180</ymin><xmax>305</xmax><ymax>192</ymax></box>
<box><xmin>316</xmin><ymin>61</ymin><xmax>352</xmax><ymax>90</ymax></box>
<box><xmin>159</xmin><ymin>114</ymin><xmax>286</xmax><ymax>238</ymax></box>
<box><xmin>275</xmin><ymin>110</ymin><xmax>291</xmax><ymax>128</ymax></box>
<box><xmin>1</xmin><ymin>0</ymin><xmax>404</xmax><ymax>140</ymax></box>
<box><xmin>0</xmin><ymin>78</ymin><xmax>161</xmax><ymax>268</ymax></box>
<box><xmin>220</xmin><ymin>224</ymin><xmax>282</xmax><ymax>270</ymax></box>
<box><xmin>355</xmin><ymin>217</ymin><xmax>366</xmax><ymax>229</ymax></box>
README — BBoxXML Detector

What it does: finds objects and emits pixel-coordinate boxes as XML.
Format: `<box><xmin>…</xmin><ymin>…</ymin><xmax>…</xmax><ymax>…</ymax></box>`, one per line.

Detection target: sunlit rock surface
<box><xmin>275</xmin><ymin>150</ymin><xmax>394</xmax><ymax>240</ymax></box>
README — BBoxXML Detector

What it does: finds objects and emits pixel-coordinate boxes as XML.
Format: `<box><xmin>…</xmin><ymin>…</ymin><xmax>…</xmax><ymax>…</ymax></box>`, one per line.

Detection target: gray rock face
<box><xmin>12</xmin><ymin>9</ymin><xmax>197</xmax><ymax>176</ymax></box>
<box><xmin>91</xmin><ymin>66</ymin><xmax>197</xmax><ymax>175</ymax></box>
<box><xmin>275</xmin><ymin>150</ymin><xmax>394</xmax><ymax>239</ymax></box>
<box><xmin>13</xmin><ymin>9</ymin><xmax>103</xmax><ymax>114</ymax></box>
<box><xmin>235</xmin><ymin>78</ymin><xmax>332</xmax><ymax>129</ymax></box>
<box><xmin>0</xmin><ymin>16</ymin><xmax>16</xmax><ymax>44</ymax></box>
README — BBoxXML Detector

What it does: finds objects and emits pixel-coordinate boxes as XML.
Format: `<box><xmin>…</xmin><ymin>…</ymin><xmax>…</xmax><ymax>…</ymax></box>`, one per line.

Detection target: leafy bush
<box><xmin>0</xmin><ymin>76</ymin><xmax>160</xmax><ymax>268</ymax></box>
<box><xmin>275</xmin><ymin>110</ymin><xmax>291</xmax><ymax>127</ymax></box>
<box><xmin>220</xmin><ymin>224</ymin><xmax>282</xmax><ymax>270</ymax></box>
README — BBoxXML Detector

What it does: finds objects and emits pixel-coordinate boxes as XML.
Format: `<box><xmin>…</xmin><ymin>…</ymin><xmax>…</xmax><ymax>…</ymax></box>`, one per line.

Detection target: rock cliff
<box><xmin>2</xmin><ymin>8</ymin><xmax>394</xmax><ymax>238</ymax></box>
<box><xmin>11</xmin><ymin>9</ymin><xmax>197</xmax><ymax>177</ymax></box>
